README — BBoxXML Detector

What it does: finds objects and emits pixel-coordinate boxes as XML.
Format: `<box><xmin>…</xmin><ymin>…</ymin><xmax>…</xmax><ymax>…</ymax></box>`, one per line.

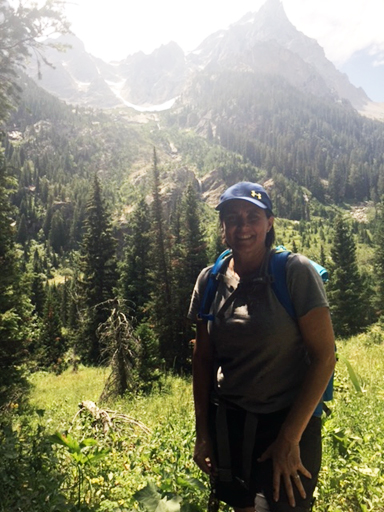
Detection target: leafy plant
<box><xmin>49</xmin><ymin>431</ymin><xmax>110</xmax><ymax>509</ymax></box>
<box><xmin>338</xmin><ymin>353</ymin><xmax>363</xmax><ymax>393</ymax></box>
<box><xmin>134</xmin><ymin>480</ymin><xmax>204</xmax><ymax>512</ymax></box>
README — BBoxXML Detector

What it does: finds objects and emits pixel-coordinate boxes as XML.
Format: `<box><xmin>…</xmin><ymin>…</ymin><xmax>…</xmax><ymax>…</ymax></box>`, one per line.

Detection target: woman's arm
<box><xmin>259</xmin><ymin>306</ymin><xmax>336</xmax><ymax>506</ymax></box>
<box><xmin>192</xmin><ymin>319</ymin><xmax>216</xmax><ymax>475</ymax></box>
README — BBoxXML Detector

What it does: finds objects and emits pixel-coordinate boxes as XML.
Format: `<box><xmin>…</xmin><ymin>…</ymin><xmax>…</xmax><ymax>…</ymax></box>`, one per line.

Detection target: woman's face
<box><xmin>221</xmin><ymin>200</ymin><xmax>274</xmax><ymax>256</ymax></box>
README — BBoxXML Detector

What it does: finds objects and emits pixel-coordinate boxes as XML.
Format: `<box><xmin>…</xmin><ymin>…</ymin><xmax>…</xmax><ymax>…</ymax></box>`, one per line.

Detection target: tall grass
<box><xmin>29</xmin><ymin>365</ymin><xmax>110</xmax><ymax>428</ymax></box>
<box><xmin>317</xmin><ymin>330</ymin><xmax>384</xmax><ymax>511</ymax></box>
<box><xmin>2</xmin><ymin>331</ymin><xmax>384</xmax><ymax>511</ymax></box>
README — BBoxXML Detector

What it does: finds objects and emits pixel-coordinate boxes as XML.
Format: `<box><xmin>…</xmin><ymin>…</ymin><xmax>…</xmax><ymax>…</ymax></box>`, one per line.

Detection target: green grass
<box><xmin>29</xmin><ymin>366</ymin><xmax>110</xmax><ymax>427</ymax></box>
<box><xmin>317</xmin><ymin>332</ymin><xmax>384</xmax><ymax>511</ymax></box>
<box><xmin>3</xmin><ymin>333</ymin><xmax>384</xmax><ymax>511</ymax></box>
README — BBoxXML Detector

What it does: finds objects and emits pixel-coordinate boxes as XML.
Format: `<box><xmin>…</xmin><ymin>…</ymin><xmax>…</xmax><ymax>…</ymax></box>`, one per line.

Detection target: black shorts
<box><xmin>210</xmin><ymin>405</ymin><xmax>322</xmax><ymax>511</ymax></box>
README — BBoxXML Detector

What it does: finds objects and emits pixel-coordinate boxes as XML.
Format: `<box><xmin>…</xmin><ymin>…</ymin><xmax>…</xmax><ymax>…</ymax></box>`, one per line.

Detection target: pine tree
<box><xmin>30</xmin><ymin>249</ymin><xmax>47</xmax><ymax>317</ymax></box>
<box><xmin>147</xmin><ymin>149</ymin><xmax>174</xmax><ymax>366</ymax></box>
<box><xmin>320</xmin><ymin>244</ymin><xmax>326</xmax><ymax>267</ymax></box>
<box><xmin>0</xmin><ymin>147</ymin><xmax>32</xmax><ymax>408</ymax></box>
<box><xmin>16</xmin><ymin>213</ymin><xmax>28</xmax><ymax>245</ymax></box>
<box><xmin>181</xmin><ymin>184</ymin><xmax>208</xmax><ymax>285</ymax></box>
<box><xmin>171</xmin><ymin>184</ymin><xmax>208</xmax><ymax>370</ymax></box>
<box><xmin>328</xmin><ymin>215</ymin><xmax>366</xmax><ymax>337</ymax></box>
<box><xmin>373</xmin><ymin>202</ymin><xmax>384</xmax><ymax>317</ymax></box>
<box><xmin>0</xmin><ymin>0</ymin><xmax>69</xmax><ymax>123</ymax></box>
<box><xmin>37</xmin><ymin>286</ymin><xmax>66</xmax><ymax>373</ymax></box>
<box><xmin>98</xmin><ymin>299</ymin><xmax>141</xmax><ymax>399</ymax></box>
<box><xmin>120</xmin><ymin>197</ymin><xmax>151</xmax><ymax>322</ymax></box>
<box><xmin>78</xmin><ymin>175</ymin><xmax>118</xmax><ymax>363</ymax></box>
<box><xmin>49</xmin><ymin>209</ymin><xmax>66</xmax><ymax>253</ymax></box>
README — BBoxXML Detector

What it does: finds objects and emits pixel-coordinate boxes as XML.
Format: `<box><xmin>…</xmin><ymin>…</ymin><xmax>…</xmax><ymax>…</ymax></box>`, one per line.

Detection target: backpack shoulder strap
<box><xmin>269</xmin><ymin>246</ymin><xmax>329</xmax><ymax>318</ymax></box>
<box><xmin>270</xmin><ymin>246</ymin><xmax>334</xmax><ymax>415</ymax></box>
<box><xmin>269</xmin><ymin>248</ymin><xmax>295</xmax><ymax>319</ymax></box>
<box><xmin>198</xmin><ymin>249</ymin><xmax>232</xmax><ymax>322</ymax></box>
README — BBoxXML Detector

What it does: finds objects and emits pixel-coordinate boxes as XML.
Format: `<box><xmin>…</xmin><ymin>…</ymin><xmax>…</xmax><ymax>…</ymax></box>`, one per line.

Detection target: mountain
<box><xmin>188</xmin><ymin>0</ymin><xmax>368</xmax><ymax>110</ymax></box>
<box><xmin>26</xmin><ymin>34</ymin><xmax>187</xmax><ymax>110</ymax></box>
<box><xmin>118</xmin><ymin>42</ymin><xmax>187</xmax><ymax>106</ymax></box>
<box><xmin>10</xmin><ymin>0</ymin><xmax>384</xmax><ymax>219</ymax></box>
<box><xmin>26</xmin><ymin>0</ymin><xmax>377</xmax><ymax>116</ymax></box>
<box><xmin>26</xmin><ymin>36</ymin><xmax>122</xmax><ymax>108</ymax></box>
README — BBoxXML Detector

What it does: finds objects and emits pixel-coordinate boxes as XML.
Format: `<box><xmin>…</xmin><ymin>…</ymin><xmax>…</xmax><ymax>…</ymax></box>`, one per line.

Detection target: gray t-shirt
<box><xmin>188</xmin><ymin>250</ymin><xmax>329</xmax><ymax>414</ymax></box>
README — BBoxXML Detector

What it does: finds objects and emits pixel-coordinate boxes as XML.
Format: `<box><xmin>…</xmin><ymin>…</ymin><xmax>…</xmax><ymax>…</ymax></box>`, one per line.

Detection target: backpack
<box><xmin>198</xmin><ymin>246</ymin><xmax>333</xmax><ymax>417</ymax></box>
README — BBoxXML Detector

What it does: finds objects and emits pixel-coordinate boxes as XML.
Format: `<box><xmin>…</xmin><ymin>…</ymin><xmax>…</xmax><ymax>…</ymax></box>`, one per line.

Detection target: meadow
<box><xmin>2</xmin><ymin>328</ymin><xmax>384</xmax><ymax>512</ymax></box>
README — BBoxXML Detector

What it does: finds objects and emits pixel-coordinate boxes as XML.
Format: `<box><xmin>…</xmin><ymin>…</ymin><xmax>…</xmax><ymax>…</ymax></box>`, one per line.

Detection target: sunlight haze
<box><xmin>64</xmin><ymin>0</ymin><xmax>384</xmax><ymax>66</ymax></box>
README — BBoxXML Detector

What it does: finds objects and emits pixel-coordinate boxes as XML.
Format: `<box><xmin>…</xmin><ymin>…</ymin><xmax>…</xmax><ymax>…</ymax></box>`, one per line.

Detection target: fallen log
<box><xmin>70</xmin><ymin>400</ymin><xmax>151</xmax><ymax>435</ymax></box>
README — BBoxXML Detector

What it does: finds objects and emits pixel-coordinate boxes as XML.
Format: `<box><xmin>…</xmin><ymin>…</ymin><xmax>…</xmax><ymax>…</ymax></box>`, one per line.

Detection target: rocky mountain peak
<box><xmin>247</xmin><ymin>0</ymin><xmax>290</xmax><ymax>27</ymax></box>
<box><xmin>26</xmin><ymin>0</ymin><xmax>370</xmax><ymax>113</ymax></box>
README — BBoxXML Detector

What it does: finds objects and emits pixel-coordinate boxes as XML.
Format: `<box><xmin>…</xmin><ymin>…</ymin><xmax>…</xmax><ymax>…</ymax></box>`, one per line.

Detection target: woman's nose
<box><xmin>236</xmin><ymin>215</ymin><xmax>247</xmax><ymax>227</ymax></box>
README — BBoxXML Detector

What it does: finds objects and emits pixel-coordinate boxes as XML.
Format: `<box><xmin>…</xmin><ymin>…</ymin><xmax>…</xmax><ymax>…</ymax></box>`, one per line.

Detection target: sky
<box><xmin>63</xmin><ymin>0</ymin><xmax>384</xmax><ymax>67</ymax></box>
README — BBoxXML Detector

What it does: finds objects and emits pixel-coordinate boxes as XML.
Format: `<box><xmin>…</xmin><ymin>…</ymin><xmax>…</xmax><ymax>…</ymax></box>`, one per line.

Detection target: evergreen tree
<box><xmin>181</xmin><ymin>184</ymin><xmax>208</xmax><ymax>285</ymax></box>
<box><xmin>0</xmin><ymin>147</ymin><xmax>32</xmax><ymax>408</ymax></box>
<box><xmin>78</xmin><ymin>175</ymin><xmax>118</xmax><ymax>363</ymax></box>
<box><xmin>120</xmin><ymin>198</ymin><xmax>151</xmax><ymax>322</ymax></box>
<box><xmin>147</xmin><ymin>149</ymin><xmax>174</xmax><ymax>366</ymax></box>
<box><xmin>328</xmin><ymin>215</ymin><xmax>366</xmax><ymax>337</ymax></box>
<box><xmin>37</xmin><ymin>286</ymin><xmax>66</xmax><ymax>373</ymax></box>
<box><xmin>49</xmin><ymin>209</ymin><xmax>66</xmax><ymax>253</ymax></box>
<box><xmin>373</xmin><ymin>202</ymin><xmax>384</xmax><ymax>317</ymax></box>
<box><xmin>16</xmin><ymin>213</ymin><xmax>28</xmax><ymax>245</ymax></box>
<box><xmin>0</xmin><ymin>2</ymin><xmax>69</xmax><ymax>407</ymax></box>
<box><xmin>60</xmin><ymin>277</ymin><xmax>70</xmax><ymax>328</ymax></box>
<box><xmin>320</xmin><ymin>244</ymin><xmax>326</xmax><ymax>267</ymax></box>
<box><xmin>0</xmin><ymin>0</ymin><xmax>69</xmax><ymax>123</ymax></box>
<box><xmin>98</xmin><ymin>299</ymin><xmax>141</xmax><ymax>399</ymax></box>
<box><xmin>30</xmin><ymin>249</ymin><xmax>47</xmax><ymax>317</ymax></box>
<box><xmin>171</xmin><ymin>184</ymin><xmax>208</xmax><ymax>370</ymax></box>
<box><xmin>134</xmin><ymin>322</ymin><xmax>163</xmax><ymax>392</ymax></box>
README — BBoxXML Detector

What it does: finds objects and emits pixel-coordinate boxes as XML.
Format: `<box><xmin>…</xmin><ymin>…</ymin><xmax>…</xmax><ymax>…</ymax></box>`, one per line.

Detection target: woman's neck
<box><xmin>229</xmin><ymin>247</ymin><xmax>268</xmax><ymax>278</ymax></box>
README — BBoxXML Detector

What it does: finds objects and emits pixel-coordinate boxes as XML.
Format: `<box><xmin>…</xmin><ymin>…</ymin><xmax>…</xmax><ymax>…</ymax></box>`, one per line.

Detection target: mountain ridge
<box><xmin>25</xmin><ymin>0</ymin><xmax>382</xmax><ymax>119</ymax></box>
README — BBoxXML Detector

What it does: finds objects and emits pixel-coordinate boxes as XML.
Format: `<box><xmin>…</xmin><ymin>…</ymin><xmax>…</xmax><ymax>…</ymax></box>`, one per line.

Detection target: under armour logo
<box><xmin>251</xmin><ymin>191</ymin><xmax>262</xmax><ymax>200</ymax></box>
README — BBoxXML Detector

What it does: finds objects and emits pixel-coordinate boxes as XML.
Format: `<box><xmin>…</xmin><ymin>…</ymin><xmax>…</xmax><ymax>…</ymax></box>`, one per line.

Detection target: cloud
<box><xmin>283</xmin><ymin>0</ymin><xmax>384</xmax><ymax>65</ymax></box>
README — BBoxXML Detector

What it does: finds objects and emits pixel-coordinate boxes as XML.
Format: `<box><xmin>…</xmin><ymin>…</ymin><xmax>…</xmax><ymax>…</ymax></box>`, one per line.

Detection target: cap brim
<box><xmin>215</xmin><ymin>197</ymin><xmax>271</xmax><ymax>213</ymax></box>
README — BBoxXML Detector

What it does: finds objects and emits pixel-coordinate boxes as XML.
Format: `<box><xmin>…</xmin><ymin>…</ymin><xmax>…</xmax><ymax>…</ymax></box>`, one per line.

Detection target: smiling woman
<box><xmin>188</xmin><ymin>182</ymin><xmax>335</xmax><ymax>512</ymax></box>
<box><xmin>218</xmin><ymin>183</ymin><xmax>275</xmax><ymax>276</ymax></box>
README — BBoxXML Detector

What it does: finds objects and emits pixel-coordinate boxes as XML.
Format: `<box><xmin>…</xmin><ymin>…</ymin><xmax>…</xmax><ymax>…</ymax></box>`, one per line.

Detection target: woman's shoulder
<box><xmin>270</xmin><ymin>250</ymin><xmax>315</xmax><ymax>277</ymax></box>
<box><xmin>285</xmin><ymin>251</ymin><xmax>327</xmax><ymax>291</ymax></box>
<box><xmin>286</xmin><ymin>251</ymin><xmax>313</xmax><ymax>269</ymax></box>
<box><xmin>285</xmin><ymin>252</ymin><xmax>329</xmax><ymax>310</ymax></box>
<box><xmin>198</xmin><ymin>264</ymin><xmax>214</xmax><ymax>280</ymax></box>
<box><xmin>194</xmin><ymin>264</ymin><xmax>214</xmax><ymax>292</ymax></box>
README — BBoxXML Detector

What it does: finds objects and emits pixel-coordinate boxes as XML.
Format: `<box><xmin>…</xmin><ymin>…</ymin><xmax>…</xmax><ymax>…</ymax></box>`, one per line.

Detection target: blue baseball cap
<box><xmin>216</xmin><ymin>182</ymin><xmax>274</xmax><ymax>214</ymax></box>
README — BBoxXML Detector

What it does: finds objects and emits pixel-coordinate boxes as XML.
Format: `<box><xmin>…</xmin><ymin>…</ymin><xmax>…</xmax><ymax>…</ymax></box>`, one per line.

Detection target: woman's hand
<box><xmin>194</xmin><ymin>435</ymin><xmax>216</xmax><ymax>475</ymax></box>
<box><xmin>258</xmin><ymin>435</ymin><xmax>312</xmax><ymax>507</ymax></box>
<box><xmin>258</xmin><ymin>306</ymin><xmax>335</xmax><ymax>507</ymax></box>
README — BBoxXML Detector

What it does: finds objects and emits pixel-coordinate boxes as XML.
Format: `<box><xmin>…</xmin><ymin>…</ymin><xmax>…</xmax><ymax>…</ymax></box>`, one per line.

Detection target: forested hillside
<box><xmin>171</xmin><ymin>70</ymin><xmax>384</xmax><ymax>206</ymax></box>
<box><xmin>2</xmin><ymin>66</ymin><xmax>384</xmax><ymax>391</ymax></box>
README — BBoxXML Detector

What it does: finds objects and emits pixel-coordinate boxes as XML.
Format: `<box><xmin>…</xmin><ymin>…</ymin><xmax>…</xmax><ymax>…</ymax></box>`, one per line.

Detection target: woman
<box><xmin>188</xmin><ymin>182</ymin><xmax>335</xmax><ymax>512</ymax></box>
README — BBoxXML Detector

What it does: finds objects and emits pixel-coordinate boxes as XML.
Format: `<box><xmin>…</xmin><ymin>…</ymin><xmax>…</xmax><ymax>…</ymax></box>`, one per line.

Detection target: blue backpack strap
<box><xmin>198</xmin><ymin>249</ymin><xmax>232</xmax><ymax>322</ymax></box>
<box><xmin>269</xmin><ymin>247</ymin><xmax>295</xmax><ymax>319</ymax></box>
<box><xmin>271</xmin><ymin>246</ymin><xmax>329</xmax><ymax>318</ymax></box>
<box><xmin>270</xmin><ymin>246</ymin><xmax>334</xmax><ymax>417</ymax></box>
